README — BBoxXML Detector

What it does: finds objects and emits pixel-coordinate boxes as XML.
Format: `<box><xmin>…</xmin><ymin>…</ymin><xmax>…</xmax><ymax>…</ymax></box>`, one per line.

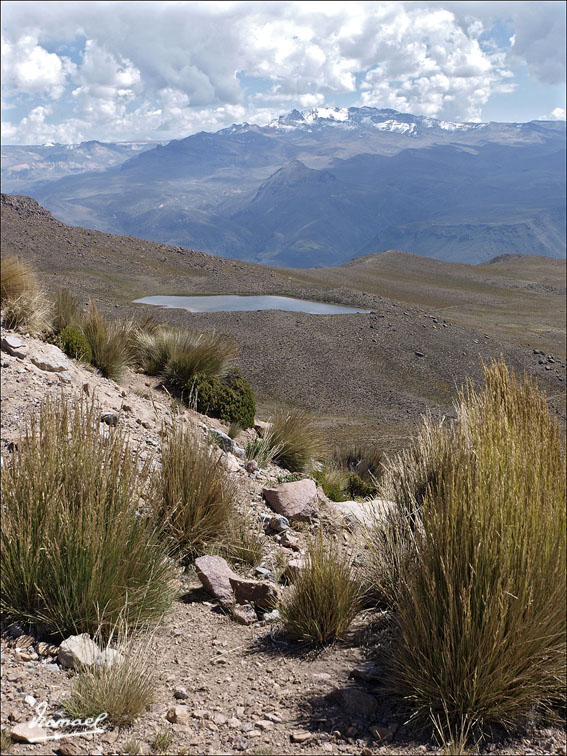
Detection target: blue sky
<box><xmin>1</xmin><ymin>0</ymin><xmax>565</xmax><ymax>144</ymax></box>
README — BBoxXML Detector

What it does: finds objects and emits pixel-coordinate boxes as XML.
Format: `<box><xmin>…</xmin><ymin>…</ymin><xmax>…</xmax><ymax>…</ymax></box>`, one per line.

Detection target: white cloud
<box><xmin>549</xmin><ymin>107</ymin><xmax>566</xmax><ymax>121</ymax></box>
<box><xmin>1</xmin><ymin>33</ymin><xmax>76</xmax><ymax>99</ymax></box>
<box><xmin>1</xmin><ymin>1</ymin><xmax>565</xmax><ymax>143</ymax></box>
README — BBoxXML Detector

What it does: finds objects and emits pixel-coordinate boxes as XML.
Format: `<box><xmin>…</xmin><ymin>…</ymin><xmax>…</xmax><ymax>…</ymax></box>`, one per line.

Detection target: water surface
<box><xmin>133</xmin><ymin>294</ymin><xmax>369</xmax><ymax>315</ymax></box>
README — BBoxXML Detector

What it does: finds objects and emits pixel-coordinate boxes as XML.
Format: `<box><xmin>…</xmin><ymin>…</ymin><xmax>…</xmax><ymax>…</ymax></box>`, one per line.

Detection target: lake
<box><xmin>133</xmin><ymin>294</ymin><xmax>369</xmax><ymax>315</ymax></box>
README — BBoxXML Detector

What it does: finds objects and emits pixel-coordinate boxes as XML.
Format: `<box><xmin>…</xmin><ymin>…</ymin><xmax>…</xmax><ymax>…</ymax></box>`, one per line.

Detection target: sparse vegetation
<box><xmin>369</xmin><ymin>359</ymin><xmax>566</xmax><ymax>739</ymax></box>
<box><xmin>190</xmin><ymin>369</ymin><xmax>256</xmax><ymax>429</ymax></box>
<box><xmin>215</xmin><ymin>509</ymin><xmax>265</xmax><ymax>567</ymax></box>
<box><xmin>0</xmin><ymin>395</ymin><xmax>177</xmax><ymax>638</ymax></box>
<box><xmin>59</xmin><ymin>324</ymin><xmax>93</xmax><ymax>363</ymax></box>
<box><xmin>150</xmin><ymin>730</ymin><xmax>174</xmax><ymax>753</ymax></box>
<box><xmin>63</xmin><ymin>637</ymin><xmax>156</xmax><ymax>727</ymax></box>
<box><xmin>152</xmin><ymin>423</ymin><xmax>237</xmax><ymax>561</ymax></box>
<box><xmin>227</xmin><ymin>420</ymin><xmax>243</xmax><ymax>439</ymax></box>
<box><xmin>279</xmin><ymin>534</ymin><xmax>363</xmax><ymax>645</ymax></box>
<box><xmin>268</xmin><ymin>407</ymin><xmax>321</xmax><ymax>473</ymax></box>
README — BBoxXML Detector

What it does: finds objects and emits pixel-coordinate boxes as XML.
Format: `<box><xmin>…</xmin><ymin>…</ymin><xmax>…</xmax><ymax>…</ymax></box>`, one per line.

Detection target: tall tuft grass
<box><xmin>370</xmin><ymin>359</ymin><xmax>566</xmax><ymax>737</ymax></box>
<box><xmin>52</xmin><ymin>288</ymin><xmax>80</xmax><ymax>333</ymax></box>
<box><xmin>82</xmin><ymin>301</ymin><xmax>133</xmax><ymax>381</ymax></box>
<box><xmin>279</xmin><ymin>534</ymin><xmax>363</xmax><ymax>645</ymax></box>
<box><xmin>163</xmin><ymin>330</ymin><xmax>238</xmax><ymax>389</ymax></box>
<box><xmin>1</xmin><ymin>255</ymin><xmax>37</xmax><ymax>301</ymax></box>
<box><xmin>152</xmin><ymin>424</ymin><xmax>237</xmax><ymax>561</ymax></box>
<box><xmin>268</xmin><ymin>407</ymin><xmax>321</xmax><ymax>473</ymax></box>
<box><xmin>245</xmin><ymin>433</ymin><xmax>283</xmax><ymax>469</ymax></box>
<box><xmin>0</xmin><ymin>395</ymin><xmax>177</xmax><ymax>639</ymax></box>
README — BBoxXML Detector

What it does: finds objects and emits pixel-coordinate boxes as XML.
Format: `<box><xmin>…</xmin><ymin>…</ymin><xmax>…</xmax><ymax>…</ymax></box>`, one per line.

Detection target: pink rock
<box><xmin>229</xmin><ymin>576</ymin><xmax>280</xmax><ymax>609</ymax></box>
<box><xmin>262</xmin><ymin>479</ymin><xmax>318</xmax><ymax>521</ymax></box>
<box><xmin>194</xmin><ymin>555</ymin><xmax>235</xmax><ymax>606</ymax></box>
<box><xmin>10</xmin><ymin>722</ymin><xmax>48</xmax><ymax>743</ymax></box>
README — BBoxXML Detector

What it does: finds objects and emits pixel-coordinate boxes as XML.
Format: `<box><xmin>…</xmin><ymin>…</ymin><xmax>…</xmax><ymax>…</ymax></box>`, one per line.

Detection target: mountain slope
<box><xmin>2</xmin><ymin>107</ymin><xmax>565</xmax><ymax>267</ymax></box>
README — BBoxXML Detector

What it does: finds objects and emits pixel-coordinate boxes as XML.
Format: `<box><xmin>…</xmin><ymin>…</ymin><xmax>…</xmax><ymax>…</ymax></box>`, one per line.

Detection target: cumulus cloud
<box><xmin>1</xmin><ymin>1</ymin><xmax>565</xmax><ymax>143</ymax></box>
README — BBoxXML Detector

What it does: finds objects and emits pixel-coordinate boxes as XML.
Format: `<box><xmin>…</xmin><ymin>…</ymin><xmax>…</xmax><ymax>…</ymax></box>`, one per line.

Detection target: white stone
<box><xmin>30</xmin><ymin>343</ymin><xmax>70</xmax><ymax>373</ymax></box>
<box><xmin>58</xmin><ymin>633</ymin><xmax>100</xmax><ymax>669</ymax></box>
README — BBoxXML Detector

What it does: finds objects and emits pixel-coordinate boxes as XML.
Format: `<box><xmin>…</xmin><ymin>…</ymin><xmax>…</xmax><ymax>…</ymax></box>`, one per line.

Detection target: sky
<box><xmin>1</xmin><ymin>0</ymin><xmax>565</xmax><ymax>145</ymax></box>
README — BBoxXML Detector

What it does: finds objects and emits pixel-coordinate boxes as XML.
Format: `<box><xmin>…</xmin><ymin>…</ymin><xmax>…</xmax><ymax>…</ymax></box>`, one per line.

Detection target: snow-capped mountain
<box><xmin>3</xmin><ymin>107</ymin><xmax>565</xmax><ymax>267</ymax></box>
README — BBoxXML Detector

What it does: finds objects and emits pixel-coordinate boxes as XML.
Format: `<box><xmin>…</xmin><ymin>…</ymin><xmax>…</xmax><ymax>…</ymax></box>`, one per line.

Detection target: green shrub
<box><xmin>312</xmin><ymin>468</ymin><xmax>348</xmax><ymax>502</ymax></box>
<box><xmin>190</xmin><ymin>369</ymin><xmax>256</xmax><ymax>429</ymax></box>
<box><xmin>82</xmin><ymin>301</ymin><xmax>133</xmax><ymax>381</ymax></box>
<box><xmin>59</xmin><ymin>325</ymin><xmax>93</xmax><ymax>363</ymax></box>
<box><xmin>152</xmin><ymin>424</ymin><xmax>237</xmax><ymax>561</ymax></box>
<box><xmin>0</xmin><ymin>395</ymin><xmax>177</xmax><ymax>639</ymax></box>
<box><xmin>374</xmin><ymin>359</ymin><xmax>566</xmax><ymax>738</ymax></box>
<box><xmin>268</xmin><ymin>408</ymin><xmax>321</xmax><ymax>473</ymax></box>
<box><xmin>346</xmin><ymin>473</ymin><xmax>375</xmax><ymax>499</ymax></box>
<box><xmin>52</xmin><ymin>288</ymin><xmax>80</xmax><ymax>333</ymax></box>
<box><xmin>279</xmin><ymin>534</ymin><xmax>363</xmax><ymax>645</ymax></box>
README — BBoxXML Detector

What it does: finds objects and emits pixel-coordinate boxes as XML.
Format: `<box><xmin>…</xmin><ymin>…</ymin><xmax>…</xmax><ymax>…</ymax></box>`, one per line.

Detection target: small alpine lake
<box><xmin>133</xmin><ymin>294</ymin><xmax>370</xmax><ymax>315</ymax></box>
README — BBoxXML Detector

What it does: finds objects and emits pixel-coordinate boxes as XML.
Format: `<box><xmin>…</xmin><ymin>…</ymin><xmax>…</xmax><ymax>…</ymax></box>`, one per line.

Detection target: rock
<box><xmin>349</xmin><ymin>663</ymin><xmax>382</xmax><ymax>683</ymax></box>
<box><xmin>55</xmin><ymin>741</ymin><xmax>82</xmax><ymax>755</ymax></box>
<box><xmin>369</xmin><ymin>725</ymin><xmax>394</xmax><ymax>742</ymax></box>
<box><xmin>290</xmin><ymin>730</ymin><xmax>313</xmax><ymax>743</ymax></box>
<box><xmin>415</xmin><ymin>351</ymin><xmax>425</xmax><ymax>357</ymax></box>
<box><xmin>95</xmin><ymin>648</ymin><xmax>124</xmax><ymax>668</ymax></box>
<box><xmin>211</xmin><ymin>713</ymin><xmax>227</xmax><ymax>726</ymax></box>
<box><xmin>254</xmin><ymin>420</ymin><xmax>271</xmax><ymax>437</ymax></box>
<box><xmin>264</xmin><ymin>514</ymin><xmax>290</xmax><ymax>534</ymax></box>
<box><xmin>166</xmin><ymin>705</ymin><xmax>191</xmax><ymax>725</ymax></box>
<box><xmin>284</xmin><ymin>557</ymin><xmax>306</xmax><ymax>582</ymax></box>
<box><xmin>280</xmin><ymin>531</ymin><xmax>300</xmax><ymax>550</ymax></box>
<box><xmin>29</xmin><ymin>343</ymin><xmax>70</xmax><ymax>373</ymax></box>
<box><xmin>174</xmin><ymin>686</ymin><xmax>189</xmax><ymax>700</ymax></box>
<box><xmin>331</xmin><ymin>688</ymin><xmax>379</xmax><ymax>720</ymax></box>
<box><xmin>1</xmin><ymin>334</ymin><xmax>28</xmax><ymax>357</ymax></box>
<box><xmin>231</xmin><ymin>604</ymin><xmax>258</xmax><ymax>625</ymax></box>
<box><xmin>58</xmin><ymin>634</ymin><xmax>100</xmax><ymax>669</ymax></box>
<box><xmin>263</xmin><ymin>479</ymin><xmax>319</xmax><ymax>521</ymax></box>
<box><xmin>10</xmin><ymin>722</ymin><xmax>48</xmax><ymax>743</ymax></box>
<box><xmin>262</xmin><ymin>609</ymin><xmax>280</xmax><ymax>623</ymax></box>
<box><xmin>233</xmin><ymin>444</ymin><xmax>245</xmax><ymax>459</ymax></box>
<box><xmin>229</xmin><ymin>575</ymin><xmax>280</xmax><ymax>609</ymax></box>
<box><xmin>208</xmin><ymin>429</ymin><xmax>234</xmax><ymax>453</ymax></box>
<box><xmin>222</xmin><ymin>452</ymin><xmax>240</xmax><ymax>472</ymax></box>
<box><xmin>228</xmin><ymin>717</ymin><xmax>242</xmax><ymax>728</ymax></box>
<box><xmin>57</xmin><ymin>371</ymin><xmax>72</xmax><ymax>384</ymax></box>
<box><xmin>245</xmin><ymin>460</ymin><xmax>259</xmax><ymax>473</ymax></box>
<box><xmin>255</xmin><ymin>720</ymin><xmax>274</xmax><ymax>731</ymax></box>
<box><xmin>254</xmin><ymin>566</ymin><xmax>274</xmax><ymax>580</ymax></box>
<box><xmin>194</xmin><ymin>555</ymin><xmax>236</xmax><ymax>606</ymax></box>
<box><xmin>100</xmin><ymin>412</ymin><xmax>119</xmax><ymax>426</ymax></box>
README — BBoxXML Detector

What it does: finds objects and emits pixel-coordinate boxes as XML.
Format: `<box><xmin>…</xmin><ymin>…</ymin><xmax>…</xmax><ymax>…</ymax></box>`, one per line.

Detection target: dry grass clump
<box><xmin>52</xmin><ymin>288</ymin><xmax>80</xmax><ymax>332</ymax></box>
<box><xmin>214</xmin><ymin>510</ymin><xmax>265</xmax><ymax>568</ymax></box>
<box><xmin>0</xmin><ymin>395</ymin><xmax>177</xmax><ymax>639</ymax></box>
<box><xmin>82</xmin><ymin>301</ymin><xmax>134</xmax><ymax>381</ymax></box>
<box><xmin>163</xmin><ymin>330</ymin><xmax>238</xmax><ymax>389</ymax></box>
<box><xmin>268</xmin><ymin>407</ymin><xmax>321</xmax><ymax>473</ymax></box>
<box><xmin>245</xmin><ymin>433</ymin><xmax>283</xmax><ymax>468</ymax></box>
<box><xmin>1</xmin><ymin>255</ymin><xmax>52</xmax><ymax>334</ymax></box>
<box><xmin>279</xmin><ymin>534</ymin><xmax>363</xmax><ymax>645</ymax></box>
<box><xmin>366</xmin><ymin>359</ymin><xmax>566</xmax><ymax>739</ymax></box>
<box><xmin>63</xmin><ymin>631</ymin><xmax>157</xmax><ymax>727</ymax></box>
<box><xmin>152</xmin><ymin>424</ymin><xmax>237</xmax><ymax>561</ymax></box>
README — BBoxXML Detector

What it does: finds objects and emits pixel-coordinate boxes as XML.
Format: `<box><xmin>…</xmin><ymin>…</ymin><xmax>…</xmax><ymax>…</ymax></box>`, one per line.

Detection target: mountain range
<box><xmin>2</xmin><ymin>106</ymin><xmax>565</xmax><ymax>267</ymax></box>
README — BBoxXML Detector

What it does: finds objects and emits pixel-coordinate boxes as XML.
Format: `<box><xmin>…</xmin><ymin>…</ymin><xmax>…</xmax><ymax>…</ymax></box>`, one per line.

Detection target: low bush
<box><xmin>268</xmin><ymin>408</ymin><xmax>321</xmax><ymax>473</ymax></box>
<box><xmin>371</xmin><ymin>359</ymin><xmax>566</xmax><ymax>739</ymax></box>
<box><xmin>190</xmin><ymin>369</ymin><xmax>256</xmax><ymax>429</ymax></box>
<box><xmin>59</xmin><ymin>324</ymin><xmax>93</xmax><ymax>363</ymax></box>
<box><xmin>279</xmin><ymin>534</ymin><xmax>363</xmax><ymax>645</ymax></box>
<box><xmin>152</xmin><ymin>424</ymin><xmax>237</xmax><ymax>561</ymax></box>
<box><xmin>52</xmin><ymin>288</ymin><xmax>80</xmax><ymax>333</ymax></box>
<box><xmin>0</xmin><ymin>395</ymin><xmax>177</xmax><ymax>639</ymax></box>
<box><xmin>82</xmin><ymin>301</ymin><xmax>133</xmax><ymax>381</ymax></box>
<box><xmin>312</xmin><ymin>468</ymin><xmax>348</xmax><ymax>502</ymax></box>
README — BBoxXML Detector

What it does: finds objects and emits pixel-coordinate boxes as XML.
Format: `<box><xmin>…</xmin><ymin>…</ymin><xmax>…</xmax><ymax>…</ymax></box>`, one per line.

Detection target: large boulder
<box><xmin>262</xmin><ymin>479</ymin><xmax>318</xmax><ymax>521</ymax></box>
<box><xmin>30</xmin><ymin>343</ymin><xmax>70</xmax><ymax>373</ymax></box>
<box><xmin>1</xmin><ymin>333</ymin><xmax>28</xmax><ymax>358</ymax></box>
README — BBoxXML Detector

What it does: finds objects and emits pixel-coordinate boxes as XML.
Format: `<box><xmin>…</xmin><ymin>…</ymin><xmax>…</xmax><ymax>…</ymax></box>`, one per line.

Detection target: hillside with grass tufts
<box><xmin>1</xmin><ymin>211</ymin><xmax>565</xmax><ymax>756</ymax></box>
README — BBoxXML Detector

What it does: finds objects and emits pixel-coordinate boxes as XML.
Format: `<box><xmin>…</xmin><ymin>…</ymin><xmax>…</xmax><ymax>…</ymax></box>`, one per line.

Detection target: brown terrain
<box><xmin>1</xmin><ymin>194</ymin><xmax>565</xmax><ymax>455</ymax></box>
<box><xmin>1</xmin><ymin>329</ymin><xmax>565</xmax><ymax>756</ymax></box>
